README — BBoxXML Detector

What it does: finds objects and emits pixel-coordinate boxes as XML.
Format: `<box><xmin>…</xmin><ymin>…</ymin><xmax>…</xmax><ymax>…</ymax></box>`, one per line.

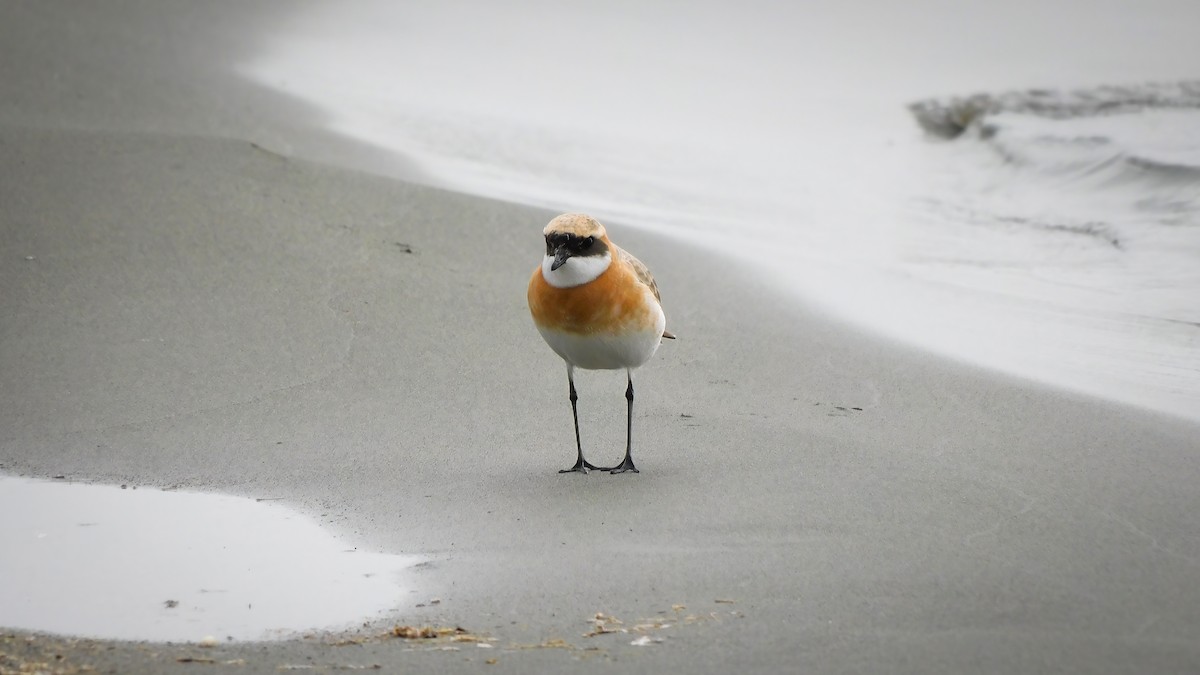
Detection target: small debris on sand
<box><xmin>582</xmin><ymin>613</ymin><xmax>624</xmax><ymax>637</ymax></box>
<box><xmin>391</xmin><ymin>626</ymin><xmax>448</xmax><ymax>640</ymax></box>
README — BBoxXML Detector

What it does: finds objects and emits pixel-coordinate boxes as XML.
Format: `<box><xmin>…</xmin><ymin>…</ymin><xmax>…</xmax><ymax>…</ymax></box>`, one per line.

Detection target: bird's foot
<box><xmin>558</xmin><ymin>459</ymin><xmax>608</xmax><ymax>474</ymax></box>
<box><xmin>609</xmin><ymin>457</ymin><xmax>639</xmax><ymax>474</ymax></box>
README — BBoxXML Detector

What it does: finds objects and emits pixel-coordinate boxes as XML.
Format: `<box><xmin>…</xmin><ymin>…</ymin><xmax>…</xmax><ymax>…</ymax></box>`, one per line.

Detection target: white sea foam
<box><xmin>241</xmin><ymin>0</ymin><xmax>1200</xmax><ymax>421</ymax></box>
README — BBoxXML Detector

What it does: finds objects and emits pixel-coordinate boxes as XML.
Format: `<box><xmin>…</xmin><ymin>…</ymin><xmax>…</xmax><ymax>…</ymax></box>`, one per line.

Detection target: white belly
<box><xmin>537</xmin><ymin>303</ymin><xmax>666</xmax><ymax>370</ymax></box>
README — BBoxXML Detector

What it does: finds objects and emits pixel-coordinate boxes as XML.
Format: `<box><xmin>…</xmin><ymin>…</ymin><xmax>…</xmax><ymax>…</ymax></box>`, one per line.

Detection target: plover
<box><xmin>527</xmin><ymin>213</ymin><xmax>675</xmax><ymax>474</ymax></box>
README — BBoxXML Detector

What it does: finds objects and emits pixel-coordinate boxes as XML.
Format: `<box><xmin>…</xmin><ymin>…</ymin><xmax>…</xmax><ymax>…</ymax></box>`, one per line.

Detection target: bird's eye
<box><xmin>582</xmin><ymin>236</ymin><xmax>594</xmax><ymax>249</ymax></box>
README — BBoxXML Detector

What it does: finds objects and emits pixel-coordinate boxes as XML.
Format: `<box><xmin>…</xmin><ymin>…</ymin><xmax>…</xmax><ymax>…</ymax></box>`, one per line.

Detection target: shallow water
<box><xmin>0</xmin><ymin>476</ymin><xmax>418</xmax><ymax>642</ymax></box>
<box><xmin>242</xmin><ymin>0</ymin><xmax>1200</xmax><ymax>421</ymax></box>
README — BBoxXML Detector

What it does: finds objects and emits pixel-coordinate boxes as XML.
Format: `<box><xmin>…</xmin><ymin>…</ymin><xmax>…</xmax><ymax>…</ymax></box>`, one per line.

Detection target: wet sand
<box><xmin>2</xmin><ymin>2</ymin><xmax>1200</xmax><ymax>673</ymax></box>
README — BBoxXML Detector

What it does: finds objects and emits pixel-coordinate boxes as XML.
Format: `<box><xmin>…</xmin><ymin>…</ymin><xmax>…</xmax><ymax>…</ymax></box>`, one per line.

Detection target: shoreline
<box><xmin>241</xmin><ymin>1</ymin><xmax>1200</xmax><ymax>426</ymax></box>
<box><xmin>2</xmin><ymin>2</ymin><xmax>1200</xmax><ymax>673</ymax></box>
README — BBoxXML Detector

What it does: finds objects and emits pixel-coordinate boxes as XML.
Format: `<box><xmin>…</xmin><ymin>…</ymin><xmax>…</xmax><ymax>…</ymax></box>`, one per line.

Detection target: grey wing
<box><xmin>615</xmin><ymin>244</ymin><xmax>662</xmax><ymax>302</ymax></box>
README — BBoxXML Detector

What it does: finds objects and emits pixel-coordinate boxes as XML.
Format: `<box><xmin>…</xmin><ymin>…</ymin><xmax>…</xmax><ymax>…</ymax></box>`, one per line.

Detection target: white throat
<box><xmin>541</xmin><ymin>251</ymin><xmax>612</xmax><ymax>288</ymax></box>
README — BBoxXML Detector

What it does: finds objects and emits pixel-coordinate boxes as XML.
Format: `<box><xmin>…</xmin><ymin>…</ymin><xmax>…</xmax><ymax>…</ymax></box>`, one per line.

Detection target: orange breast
<box><xmin>528</xmin><ymin>261</ymin><xmax>655</xmax><ymax>335</ymax></box>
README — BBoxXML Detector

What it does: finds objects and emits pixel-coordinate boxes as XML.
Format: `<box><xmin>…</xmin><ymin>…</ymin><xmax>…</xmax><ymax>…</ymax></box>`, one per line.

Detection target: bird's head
<box><xmin>543</xmin><ymin>213</ymin><xmax>610</xmax><ymax>271</ymax></box>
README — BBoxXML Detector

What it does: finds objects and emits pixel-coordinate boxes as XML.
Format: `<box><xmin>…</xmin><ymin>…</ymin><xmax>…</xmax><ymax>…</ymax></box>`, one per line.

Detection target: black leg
<box><xmin>610</xmin><ymin>371</ymin><xmax>639</xmax><ymax>474</ymax></box>
<box><xmin>559</xmin><ymin>367</ymin><xmax>606</xmax><ymax>473</ymax></box>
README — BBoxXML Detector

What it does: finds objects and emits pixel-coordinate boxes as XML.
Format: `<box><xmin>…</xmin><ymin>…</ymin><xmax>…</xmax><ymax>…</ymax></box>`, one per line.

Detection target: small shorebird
<box><xmin>528</xmin><ymin>213</ymin><xmax>674</xmax><ymax>474</ymax></box>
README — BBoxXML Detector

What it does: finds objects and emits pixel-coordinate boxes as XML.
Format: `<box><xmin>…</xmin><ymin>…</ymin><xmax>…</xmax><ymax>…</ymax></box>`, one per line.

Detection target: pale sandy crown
<box><xmin>543</xmin><ymin>213</ymin><xmax>608</xmax><ymax>240</ymax></box>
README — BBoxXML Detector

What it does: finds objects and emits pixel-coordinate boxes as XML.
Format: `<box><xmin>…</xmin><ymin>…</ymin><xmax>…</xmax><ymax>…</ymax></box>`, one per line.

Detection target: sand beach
<box><xmin>2</xmin><ymin>2</ymin><xmax>1199</xmax><ymax>673</ymax></box>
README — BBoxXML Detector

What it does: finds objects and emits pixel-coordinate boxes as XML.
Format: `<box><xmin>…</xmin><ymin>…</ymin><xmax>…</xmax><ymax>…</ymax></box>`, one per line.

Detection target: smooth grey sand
<box><xmin>3</xmin><ymin>3</ymin><xmax>1200</xmax><ymax>674</ymax></box>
